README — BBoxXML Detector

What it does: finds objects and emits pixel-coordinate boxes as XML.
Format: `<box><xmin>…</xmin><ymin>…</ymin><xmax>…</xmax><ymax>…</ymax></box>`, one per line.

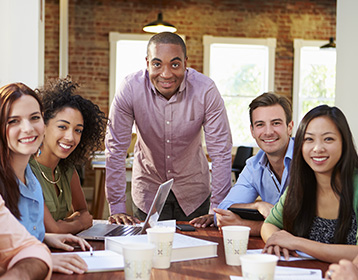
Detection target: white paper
<box><xmin>52</xmin><ymin>250</ymin><xmax>124</xmax><ymax>273</ymax></box>
<box><xmin>246</xmin><ymin>249</ymin><xmax>315</xmax><ymax>261</ymax></box>
<box><xmin>231</xmin><ymin>266</ymin><xmax>323</xmax><ymax>280</ymax></box>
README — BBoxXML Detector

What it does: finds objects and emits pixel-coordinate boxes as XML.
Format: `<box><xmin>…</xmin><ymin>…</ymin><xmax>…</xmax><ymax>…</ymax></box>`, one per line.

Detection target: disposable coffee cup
<box><xmin>146</xmin><ymin>226</ymin><xmax>175</xmax><ymax>269</ymax></box>
<box><xmin>122</xmin><ymin>242</ymin><xmax>155</xmax><ymax>280</ymax></box>
<box><xmin>222</xmin><ymin>226</ymin><xmax>251</xmax><ymax>266</ymax></box>
<box><xmin>240</xmin><ymin>254</ymin><xmax>279</xmax><ymax>280</ymax></box>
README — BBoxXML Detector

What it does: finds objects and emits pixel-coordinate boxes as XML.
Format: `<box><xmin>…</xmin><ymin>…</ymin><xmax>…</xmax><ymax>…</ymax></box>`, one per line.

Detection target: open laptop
<box><xmin>77</xmin><ymin>178</ymin><xmax>174</xmax><ymax>240</ymax></box>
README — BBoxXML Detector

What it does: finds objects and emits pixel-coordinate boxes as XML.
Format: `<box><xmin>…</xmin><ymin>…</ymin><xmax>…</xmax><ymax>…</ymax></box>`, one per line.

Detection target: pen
<box><xmin>90</xmin><ymin>247</ymin><xmax>93</xmax><ymax>256</ymax></box>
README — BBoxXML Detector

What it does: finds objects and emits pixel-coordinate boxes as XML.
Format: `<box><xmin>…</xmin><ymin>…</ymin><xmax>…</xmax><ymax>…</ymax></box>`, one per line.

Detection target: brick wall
<box><xmin>44</xmin><ymin>0</ymin><xmax>336</xmax><ymax>192</ymax></box>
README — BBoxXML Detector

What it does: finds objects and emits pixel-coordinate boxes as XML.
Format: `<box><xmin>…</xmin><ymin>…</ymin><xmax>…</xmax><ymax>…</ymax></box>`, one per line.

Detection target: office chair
<box><xmin>232</xmin><ymin>146</ymin><xmax>253</xmax><ymax>181</ymax></box>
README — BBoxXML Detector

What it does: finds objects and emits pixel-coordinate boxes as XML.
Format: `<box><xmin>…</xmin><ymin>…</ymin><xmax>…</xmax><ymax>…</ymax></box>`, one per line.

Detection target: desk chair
<box><xmin>232</xmin><ymin>146</ymin><xmax>253</xmax><ymax>181</ymax></box>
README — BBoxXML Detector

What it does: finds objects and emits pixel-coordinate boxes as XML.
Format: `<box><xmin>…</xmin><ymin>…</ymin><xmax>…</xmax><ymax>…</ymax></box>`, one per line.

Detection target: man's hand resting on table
<box><xmin>189</xmin><ymin>214</ymin><xmax>214</xmax><ymax>228</ymax></box>
<box><xmin>109</xmin><ymin>213</ymin><xmax>141</xmax><ymax>225</ymax></box>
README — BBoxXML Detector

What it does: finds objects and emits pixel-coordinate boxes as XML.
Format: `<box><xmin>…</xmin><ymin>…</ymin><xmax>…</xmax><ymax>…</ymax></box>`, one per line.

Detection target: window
<box><xmin>203</xmin><ymin>36</ymin><xmax>276</xmax><ymax>146</ymax></box>
<box><xmin>109</xmin><ymin>33</ymin><xmax>153</xmax><ymax>106</ymax></box>
<box><xmin>293</xmin><ymin>39</ymin><xmax>336</xmax><ymax>130</ymax></box>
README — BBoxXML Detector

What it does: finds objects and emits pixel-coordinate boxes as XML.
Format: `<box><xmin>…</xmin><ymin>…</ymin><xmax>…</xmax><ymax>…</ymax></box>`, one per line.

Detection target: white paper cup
<box><xmin>222</xmin><ymin>226</ymin><xmax>251</xmax><ymax>266</ymax></box>
<box><xmin>146</xmin><ymin>227</ymin><xmax>175</xmax><ymax>269</ymax></box>
<box><xmin>240</xmin><ymin>254</ymin><xmax>279</xmax><ymax>280</ymax></box>
<box><xmin>122</xmin><ymin>242</ymin><xmax>155</xmax><ymax>280</ymax></box>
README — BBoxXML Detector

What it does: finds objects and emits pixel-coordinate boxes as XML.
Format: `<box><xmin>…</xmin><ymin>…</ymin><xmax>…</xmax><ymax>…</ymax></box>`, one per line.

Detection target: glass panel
<box><xmin>209</xmin><ymin>44</ymin><xmax>270</xmax><ymax>146</ymax></box>
<box><xmin>298</xmin><ymin>47</ymin><xmax>336</xmax><ymax>122</ymax></box>
<box><xmin>116</xmin><ymin>40</ymin><xmax>148</xmax><ymax>89</ymax></box>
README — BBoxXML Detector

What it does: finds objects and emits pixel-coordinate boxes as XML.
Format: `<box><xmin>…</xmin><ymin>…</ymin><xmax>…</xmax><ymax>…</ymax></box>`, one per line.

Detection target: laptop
<box><xmin>77</xmin><ymin>178</ymin><xmax>174</xmax><ymax>240</ymax></box>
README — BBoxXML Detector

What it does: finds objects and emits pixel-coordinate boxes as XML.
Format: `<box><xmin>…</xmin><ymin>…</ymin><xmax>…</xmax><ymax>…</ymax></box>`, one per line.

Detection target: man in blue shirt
<box><xmin>190</xmin><ymin>92</ymin><xmax>293</xmax><ymax>236</ymax></box>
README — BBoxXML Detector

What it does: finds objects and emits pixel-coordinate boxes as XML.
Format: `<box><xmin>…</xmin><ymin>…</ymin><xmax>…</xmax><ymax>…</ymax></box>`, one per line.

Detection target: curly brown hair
<box><xmin>37</xmin><ymin>76</ymin><xmax>107</xmax><ymax>170</ymax></box>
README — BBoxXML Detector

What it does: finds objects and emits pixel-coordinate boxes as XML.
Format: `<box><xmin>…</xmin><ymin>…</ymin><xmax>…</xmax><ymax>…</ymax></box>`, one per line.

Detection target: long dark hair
<box><xmin>283</xmin><ymin>105</ymin><xmax>358</xmax><ymax>243</ymax></box>
<box><xmin>0</xmin><ymin>83</ymin><xmax>43</xmax><ymax>219</ymax></box>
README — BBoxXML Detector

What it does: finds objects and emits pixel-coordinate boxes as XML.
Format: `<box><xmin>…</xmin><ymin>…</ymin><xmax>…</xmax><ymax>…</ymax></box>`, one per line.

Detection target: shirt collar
<box><xmin>258</xmin><ymin>137</ymin><xmax>294</xmax><ymax>168</ymax></box>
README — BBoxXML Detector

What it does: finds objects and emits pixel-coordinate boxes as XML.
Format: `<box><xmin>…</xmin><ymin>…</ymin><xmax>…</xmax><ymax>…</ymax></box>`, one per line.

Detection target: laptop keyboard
<box><xmin>105</xmin><ymin>225</ymin><xmax>143</xmax><ymax>237</ymax></box>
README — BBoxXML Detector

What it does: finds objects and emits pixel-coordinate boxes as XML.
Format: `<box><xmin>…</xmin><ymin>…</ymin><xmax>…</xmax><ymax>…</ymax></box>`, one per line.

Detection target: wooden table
<box><xmin>52</xmin><ymin>225</ymin><xmax>330</xmax><ymax>279</ymax></box>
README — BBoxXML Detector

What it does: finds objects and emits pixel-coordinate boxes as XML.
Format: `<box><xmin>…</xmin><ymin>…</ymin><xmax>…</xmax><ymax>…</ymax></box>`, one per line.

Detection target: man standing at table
<box><xmin>0</xmin><ymin>195</ymin><xmax>52</xmax><ymax>279</ymax></box>
<box><xmin>105</xmin><ymin>32</ymin><xmax>232</xmax><ymax>224</ymax></box>
<box><xmin>191</xmin><ymin>92</ymin><xmax>294</xmax><ymax>236</ymax></box>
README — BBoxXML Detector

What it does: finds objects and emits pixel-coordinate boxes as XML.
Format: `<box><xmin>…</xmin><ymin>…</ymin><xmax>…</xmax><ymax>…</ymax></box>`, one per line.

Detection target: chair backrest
<box><xmin>232</xmin><ymin>146</ymin><xmax>253</xmax><ymax>180</ymax></box>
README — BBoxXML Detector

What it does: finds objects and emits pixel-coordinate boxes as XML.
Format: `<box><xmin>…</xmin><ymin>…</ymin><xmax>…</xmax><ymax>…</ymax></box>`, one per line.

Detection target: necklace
<box><xmin>32</xmin><ymin>156</ymin><xmax>62</xmax><ymax>185</ymax></box>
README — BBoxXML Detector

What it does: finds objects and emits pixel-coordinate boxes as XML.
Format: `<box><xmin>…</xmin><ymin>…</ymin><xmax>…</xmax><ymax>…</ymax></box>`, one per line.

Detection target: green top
<box><xmin>29</xmin><ymin>157</ymin><xmax>74</xmax><ymax>221</ymax></box>
<box><xmin>265</xmin><ymin>173</ymin><xmax>358</xmax><ymax>244</ymax></box>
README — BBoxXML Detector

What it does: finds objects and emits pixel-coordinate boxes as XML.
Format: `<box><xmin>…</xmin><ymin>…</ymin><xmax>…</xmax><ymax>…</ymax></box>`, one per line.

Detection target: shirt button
<box><xmin>167</xmin><ymin>155</ymin><xmax>170</xmax><ymax>159</ymax></box>
<box><xmin>166</xmin><ymin>121</ymin><xmax>170</xmax><ymax>125</ymax></box>
<box><xmin>167</xmin><ymin>140</ymin><xmax>170</xmax><ymax>143</ymax></box>
<box><xmin>33</xmin><ymin>226</ymin><xmax>37</xmax><ymax>230</ymax></box>
<box><xmin>168</xmin><ymin>170</ymin><xmax>171</xmax><ymax>173</ymax></box>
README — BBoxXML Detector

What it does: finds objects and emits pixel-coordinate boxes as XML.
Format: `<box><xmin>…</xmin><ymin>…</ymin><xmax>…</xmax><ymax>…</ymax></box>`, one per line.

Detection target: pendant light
<box><xmin>320</xmin><ymin>37</ymin><xmax>336</xmax><ymax>49</ymax></box>
<box><xmin>143</xmin><ymin>12</ymin><xmax>177</xmax><ymax>33</ymax></box>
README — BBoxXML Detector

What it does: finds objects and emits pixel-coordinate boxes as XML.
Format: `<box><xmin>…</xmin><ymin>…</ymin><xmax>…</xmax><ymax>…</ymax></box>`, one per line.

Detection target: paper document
<box><xmin>247</xmin><ymin>249</ymin><xmax>315</xmax><ymax>261</ymax></box>
<box><xmin>52</xmin><ymin>250</ymin><xmax>124</xmax><ymax>272</ymax></box>
<box><xmin>231</xmin><ymin>266</ymin><xmax>323</xmax><ymax>280</ymax></box>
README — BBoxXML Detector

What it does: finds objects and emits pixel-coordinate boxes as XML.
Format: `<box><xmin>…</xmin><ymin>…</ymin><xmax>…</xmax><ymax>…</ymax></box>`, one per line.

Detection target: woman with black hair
<box><xmin>261</xmin><ymin>105</ymin><xmax>358</xmax><ymax>263</ymax></box>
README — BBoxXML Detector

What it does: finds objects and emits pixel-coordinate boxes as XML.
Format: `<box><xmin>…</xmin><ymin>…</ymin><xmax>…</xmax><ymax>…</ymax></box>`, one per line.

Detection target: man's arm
<box><xmin>190</xmin><ymin>157</ymin><xmax>260</xmax><ymax>228</ymax></box>
<box><xmin>0</xmin><ymin>258</ymin><xmax>49</xmax><ymax>280</ymax></box>
<box><xmin>105</xmin><ymin>83</ymin><xmax>135</xmax><ymax>224</ymax></box>
<box><xmin>202</xmin><ymin>83</ymin><xmax>233</xmax><ymax>210</ymax></box>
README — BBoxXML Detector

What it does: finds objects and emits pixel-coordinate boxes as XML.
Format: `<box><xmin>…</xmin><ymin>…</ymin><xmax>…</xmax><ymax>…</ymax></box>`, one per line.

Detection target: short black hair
<box><xmin>147</xmin><ymin>32</ymin><xmax>187</xmax><ymax>58</ymax></box>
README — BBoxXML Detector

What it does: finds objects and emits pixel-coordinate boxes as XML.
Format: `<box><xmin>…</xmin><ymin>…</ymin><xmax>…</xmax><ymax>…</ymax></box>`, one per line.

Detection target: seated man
<box><xmin>190</xmin><ymin>92</ymin><xmax>294</xmax><ymax>236</ymax></box>
<box><xmin>0</xmin><ymin>195</ymin><xmax>52</xmax><ymax>279</ymax></box>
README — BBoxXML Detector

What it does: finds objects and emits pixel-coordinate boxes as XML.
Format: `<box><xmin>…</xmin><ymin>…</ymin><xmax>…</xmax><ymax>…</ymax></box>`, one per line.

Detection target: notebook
<box><xmin>77</xmin><ymin>178</ymin><xmax>174</xmax><ymax>240</ymax></box>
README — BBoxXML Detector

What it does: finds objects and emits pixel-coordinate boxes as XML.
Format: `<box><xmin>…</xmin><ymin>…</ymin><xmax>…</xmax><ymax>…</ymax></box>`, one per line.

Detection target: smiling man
<box><xmin>191</xmin><ymin>92</ymin><xmax>294</xmax><ymax>235</ymax></box>
<box><xmin>105</xmin><ymin>32</ymin><xmax>232</xmax><ymax>224</ymax></box>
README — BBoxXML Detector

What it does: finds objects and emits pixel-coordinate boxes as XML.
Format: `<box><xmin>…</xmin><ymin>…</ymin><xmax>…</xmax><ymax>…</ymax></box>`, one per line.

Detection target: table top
<box><xmin>51</xmin><ymin>225</ymin><xmax>330</xmax><ymax>279</ymax></box>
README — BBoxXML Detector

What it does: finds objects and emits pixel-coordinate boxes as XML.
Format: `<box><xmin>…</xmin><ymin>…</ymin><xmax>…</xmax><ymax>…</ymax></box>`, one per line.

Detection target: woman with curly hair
<box><xmin>30</xmin><ymin>76</ymin><xmax>106</xmax><ymax>235</ymax></box>
<box><xmin>261</xmin><ymin>105</ymin><xmax>358</xmax><ymax>264</ymax></box>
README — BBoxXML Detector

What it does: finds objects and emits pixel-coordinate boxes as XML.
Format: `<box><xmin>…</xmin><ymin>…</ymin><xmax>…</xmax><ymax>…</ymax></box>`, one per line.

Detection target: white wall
<box><xmin>0</xmin><ymin>0</ymin><xmax>44</xmax><ymax>89</ymax></box>
<box><xmin>335</xmin><ymin>0</ymin><xmax>358</xmax><ymax>146</ymax></box>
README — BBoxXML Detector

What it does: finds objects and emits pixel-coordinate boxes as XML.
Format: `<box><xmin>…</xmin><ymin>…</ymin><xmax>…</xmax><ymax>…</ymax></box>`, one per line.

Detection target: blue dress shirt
<box><xmin>217</xmin><ymin>138</ymin><xmax>294</xmax><ymax>214</ymax></box>
<box><xmin>17</xmin><ymin>164</ymin><xmax>45</xmax><ymax>242</ymax></box>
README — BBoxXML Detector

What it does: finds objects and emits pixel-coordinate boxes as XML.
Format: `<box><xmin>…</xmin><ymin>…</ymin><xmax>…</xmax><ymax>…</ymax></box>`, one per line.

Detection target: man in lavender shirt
<box><xmin>105</xmin><ymin>32</ymin><xmax>232</xmax><ymax>224</ymax></box>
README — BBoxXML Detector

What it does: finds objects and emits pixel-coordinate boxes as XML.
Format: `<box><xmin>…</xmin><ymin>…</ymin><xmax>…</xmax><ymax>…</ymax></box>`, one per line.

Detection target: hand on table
<box><xmin>214</xmin><ymin>208</ymin><xmax>244</xmax><ymax>227</ymax></box>
<box><xmin>189</xmin><ymin>214</ymin><xmax>214</xmax><ymax>228</ymax></box>
<box><xmin>108</xmin><ymin>213</ymin><xmax>141</xmax><ymax>225</ymax></box>
<box><xmin>52</xmin><ymin>254</ymin><xmax>88</xmax><ymax>275</ymax></box>
<box><xmin>262</xmin><ymin>230</ymin><xmax>299</xmax><ymax>260</ymax></box>
<box><xmin>44</xmin><ymin>233</ymin><xmax>91</xmax><ymax>251</ymax></box>
<box><xmin>325</xmin><ymin>259</ymin><xmax>358</xmax><ymax>280</ymax></box>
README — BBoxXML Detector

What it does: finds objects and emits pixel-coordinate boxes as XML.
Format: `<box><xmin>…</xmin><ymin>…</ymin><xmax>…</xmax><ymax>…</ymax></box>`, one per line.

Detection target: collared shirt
<box><xmin>217</xmin><ymin>137</ymin><xmax>294</xmax><ymax>212</ymax></box>
<box><xmin>0</xmin><ymin>195</ymin><xmax>52</xmax><ymax>279</ymax></box>
<box><xmin>17</xmin><ymin>164</ymin><xmax>46</xmax><ymax>242</ymax></box>
<box><xmin>106</xmin><ymin>68</ymin><xmax>232</xmax><ymax>216</ymax></box>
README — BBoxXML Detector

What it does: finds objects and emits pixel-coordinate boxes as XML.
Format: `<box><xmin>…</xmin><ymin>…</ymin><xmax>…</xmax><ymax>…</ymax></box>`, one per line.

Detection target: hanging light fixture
<box><xmin>143</xmin><ymin>12</ymin><xmax>177</xmax><ymax>33</ymax></box>
<box><xmin>320</xmin><ymin>37</ymin><xmax>336</xmax><ymax>49</ymax></box>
